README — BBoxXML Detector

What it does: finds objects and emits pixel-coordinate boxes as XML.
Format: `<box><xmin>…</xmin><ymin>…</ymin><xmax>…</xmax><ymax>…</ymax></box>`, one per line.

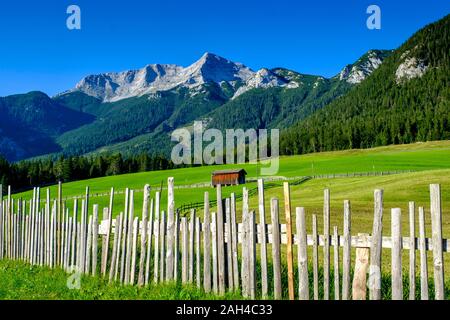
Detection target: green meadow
<box><xmin>4</xmin><ymin>141</ymin><xmax>450</xmax><ymax>299</ymax></box>
<box><xmin>13</xmin><ymin>140</ymin><xmax>450</xmax><ymax>209</ymax></box>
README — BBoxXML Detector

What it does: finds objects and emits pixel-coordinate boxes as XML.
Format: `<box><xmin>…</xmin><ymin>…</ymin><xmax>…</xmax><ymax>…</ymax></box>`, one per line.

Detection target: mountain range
<box><xmin>0</xmin><ymin>14</ymin><xmax>448</xmax><ymax>162</ymax></box>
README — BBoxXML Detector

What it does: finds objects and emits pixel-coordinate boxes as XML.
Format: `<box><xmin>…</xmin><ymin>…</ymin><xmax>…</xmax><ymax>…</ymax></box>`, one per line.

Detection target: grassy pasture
<box><xmin>5</xmin><ymin>140</ymin><xmax>450</xmax><ymax>295</ymax></box>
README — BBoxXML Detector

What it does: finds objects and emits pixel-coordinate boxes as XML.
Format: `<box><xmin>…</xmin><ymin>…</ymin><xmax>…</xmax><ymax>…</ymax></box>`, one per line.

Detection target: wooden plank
<box><xmin>258</xmin><ymin>179</ymin><xmax>268</xmax><ymax>299</ymax></box>
<box><xmin>181</xmin><ymin>217</ymin><xmax>188</xmax><ymax>284</ymax></box>
<box><xmin>391</xmin><ymin>208</ymin><xmax>403</xmax><ymax>300</ymax></box>
<box><xmin>166</xmin><ymin>177</ymin><xmax>175</xmax><ymax>281</ymax></box>
<box><xmin>145</xmin><ymin>198</ymin><xmax>154</xmax><ymax>285</ymax></box>
<box><xmin>333</xmin><ymin>226</ymin><xmax>340</xmax><ymax>300</ymax></box>
<box><xmin>296</xmin><ymin>207</ymin><xmax>309</xmax><ymax>300</ymax></box>
<box><xmin>430</xmin><ymin>184</ymin><xmax>444</xmax><ymax>300</ymax></box>
<box><xmin>323</xmin><ymin>188</ymin><xmax>330</xmax><ymax>300</ymax></box>
<box><xmin>153</xmin><ymin>192</ymin><xmax>160</xmax><ymax>284</ymax></box>
<box><xmin>92</xmin><ymin>204</ymin><xmax>99</xmax><ymax>276</ymax></box>
<box><xmin>203</xmin><ymin>192</ymin><xmax>211</xmax><ymax>293</ymax></box>
<box><xmin>159</xmin><ymin>211</ymin><xmax>166</xmax><ymax>283</ymax></box>
<box><xmin>195</xmin><ymin>217</ymin><xmax>201</xmax><ymax>288</ymax></box>
<box><xmin>138</xmin><ymin>184</ymin><xmax>150</xmax><ymax>286</ymax></box>
<box><xmin>211</xmin><ymin>212</ymin><xmax>218</xmax><ymax>294</ymax></box>
<box><xmin>230</xmin><ymin>193</ymin><xmax>239</xmax><ymax>291</ymax></box>
<box><xmin>225</xmin><ymin>198</ymin><xmax>234</xmax><ymax>291</ymax></box>
<box><xmin>189</xmin><ymin>210</ymin><xmax>195</xmax><ymax>283</ymax></box>
<box><xmin>312</xmin><ymin>214</ymin><xmax>319</xmax><ymax>300</ymax></box>
<box><xmin>418</xmin><ymin>207</ymin><xmax>429</xmax><ymax>300</ymax></box>
<box><xmin>352</xmin><ymin>233</ymin><xmax>369</xmax><ymax>300</ymax></box>
<box><xmin>283</xmin><ymin>182</ymin><xmax>295</xmax><ymax>300</ymax></box>
<box><xmin>369</xmin><ymin>189</ymin><xmax>383</xmax><ymax>300</ymax></box>
<box><xmin>130</xmin><ymin>217</ymin><xmax>139</xmax><ymax>285</ymax></box>
<box><xmin>248</xmin><ymin>210</ymin><xmax>256</xmax><ymax>299</ymax></box>
<box><xmin>216</xmin><ymin>185</ymin><xmax>225</xmax><ymax>295</ymax></box>
<box><xmin>342</xmin><ymin>200</ymin><xmax>351</xmax><ymax>300</ymax></box>
<box><xmin>408</xmin><ymin>201</ymin><xmax>416</xmax><ymax>300</ymax></box>
<box><xmin>271</xmin><ymin>198</ymin><xmax>282</xmax><ymax>300</ymax></box>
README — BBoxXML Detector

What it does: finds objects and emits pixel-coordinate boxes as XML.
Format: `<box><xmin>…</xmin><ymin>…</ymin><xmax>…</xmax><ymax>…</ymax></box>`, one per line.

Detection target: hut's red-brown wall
<box><xmin>212</xmin><ymin>173</ymin><xmax>239</xmax><ymax>186</ymax></box>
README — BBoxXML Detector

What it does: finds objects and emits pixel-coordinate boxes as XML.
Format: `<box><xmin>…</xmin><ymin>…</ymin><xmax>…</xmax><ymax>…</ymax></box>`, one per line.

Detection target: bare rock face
<box><xmin>395</xmin><ymin>57</ymin><xmax>428</xmax><ymax>83</ymax></box>
<box><xmin>72</xmin><ymin>53</ymin><xmax>256</xmax><ymax>102</ymax></box>
<box><xmin>339</xmin><ymin>50</ymin><xmax>388</xmax><ymax>84</ymax></box>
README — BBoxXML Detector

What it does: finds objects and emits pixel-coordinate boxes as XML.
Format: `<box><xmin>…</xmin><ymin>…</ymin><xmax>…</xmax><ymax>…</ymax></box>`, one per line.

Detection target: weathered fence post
<box><xmin>312</xmin><ymin>214</ymin><xmax>319</xmax><ymax>300</ymax></box>
<box><xmin>418</xmin><ymin>207</ymin><xmax>429</xmax><ymax>300</ymax></box>
<box><xmin>144</xmin><ymin>198</ymin><xmax>154</xmax><ymax>285</ymax></box>
<box><xmin>225</xmin><ymin>198</ymin><xmax>234</xmax><ymax>291</ymax></box>
<box><xmin>408</xmin><ymin>201</ymin><xmax>416</xmax><ymax>300</ymax></box>
<box><xmin>109</xmin><ymin>213</ymin><xmax>122</xmax><ymax>282</ymax></box>
<box><xmin>391</xmin><ymin>208</ymin><xmax>403</xmax><ymax>300</ymax></box>
<box><xmin>153</xmin><ymin>192</ymin><xmax>160</xmax><ymax>284</ymax></box>
<box><xmin>342</xmin><ymin>200</ymin><xmax>351</xmax><ymax>300</ymax></box>
<box><xmin>195</xmin><ymin>217</ymin><xmax>201</xmax><ymax>288</ymax></box>
<box><xmin>166</xmin><ymin>178</ymin><xmax>175</xmax><ymax>281</ymax></box>
<box><xmin>130</xmin><ymin>217</ymin><xmax>139</xmax><ymax>285</ymax></box>
<box><xmin>283</xmin><ymin>182</ymin><xmax>295</xmax><ymax>300</ymax></box>
<box><xmin>216</xmin><ymin>185</ymin><xmax>225</xmax><ymax>295</ymax></box>
<box><xmin>323</xmin><ymin>189</ymin><xmax>330</xmax><ymax>300</ymax></box>
<box><xmin>333</xmin><ymin>226</ymin><xmax>340</xmax><ymax>300</ymax></box>
<box><xmin>203</xmin><ymin>192</ymin><xmax>211</xmax><ymax>293</ymax></box>
<box><xmin>296</xmin><ymin>207</ymin><xmax>309</xmax><ymax>300</ymax></box>
<box><xmin>100</xmin><ymin>207</ymin><xmax>109</xmax><ymax>276</ymax></box>
<box><xmin>189</xmin><ymin>210</ymin><xmax>195</xmax><ymax>283</ymax></box>
<box><xmin>369</xmin><ymin>189</ymin><xmax>383</xmax><ymax>300</ymax></box>
<box><xmin>258</xmin><ymin>179</ymin><xmax>268</xmax><ymax>299</ymax></box>
<box><xmin>230</xmin><ymin>193</ymin><xmax>239</xmax><ymax>291</ymax></box>
<box><xmin>352</xmin><ymin>233</ymin><xmax>370</xmax><ymax>300</ymax></box>
<box><xmin>181</xmin><ymin>217</ymin><xmax>188</xmax><ymax>284</ymax></box>
<box><xmin>430</xmin><ymin>184</ymin><xmax>444</xmax><ymax>300</ymax></box>
<box><xmin>241</xmin><ymin>188</ymin><xmax>249</xmax><ymax>297</ymax></box>
<box><xmin>120</xmin><ymin>188</ymin><xmax>129</xmax><ymax>283</ymax></box>
<box><xmin>211</xmin><ymin>212</ymin><xmax>218</xmax><ymax>294</ymax></box>
<box><xmin>159</xmin><ymin>211</ymin><xmax>166</xmax><ymax>283</ymax></box>
<box><xmin>104</xmin><ymin>187</ymin><xmax>114</xmax><ymax>275</ymax></box>
<box><xmin>271</xmin><ymin>198</ymin><xmax>282</xmax><ymax>300</ymax></box>
<box><xmin>138</xmin><ymin>184</ymin><xmax>150</xmax><ymax>286</ymax></box>
<box><xmin>92</xmin><ymin>204</ymin><xmax>99</xmax><ymax>276</ymax></box>
<box><xmin>174</xmin><ymin>210</ymin><xmax>179</xmax><ymax>281</ymax></box>
<box><xmin>248</xmin><ymin>210</ymin><xmax>256</xmax><ymax>299</ymax></box>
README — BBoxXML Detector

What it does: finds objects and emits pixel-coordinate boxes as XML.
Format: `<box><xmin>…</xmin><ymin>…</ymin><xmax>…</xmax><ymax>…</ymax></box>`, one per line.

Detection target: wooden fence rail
<box><xmin>0</xmin><ymin>179</ymin><xmax>447</xmax><ymax>300</ymax></box>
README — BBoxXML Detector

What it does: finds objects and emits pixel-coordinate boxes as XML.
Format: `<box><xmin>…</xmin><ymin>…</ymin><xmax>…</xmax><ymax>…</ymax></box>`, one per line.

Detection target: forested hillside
<box><xmin>280</xmin><ymin>14</ymin><xmax>450</xmax><ymax>155</ymax></box>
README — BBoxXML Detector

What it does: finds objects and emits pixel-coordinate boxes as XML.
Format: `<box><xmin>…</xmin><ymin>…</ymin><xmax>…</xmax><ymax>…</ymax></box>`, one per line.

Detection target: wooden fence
<box><xmin>0</xmin><ymin>179</ymin><xmax>447</xmax><ymax>300</ymax></box>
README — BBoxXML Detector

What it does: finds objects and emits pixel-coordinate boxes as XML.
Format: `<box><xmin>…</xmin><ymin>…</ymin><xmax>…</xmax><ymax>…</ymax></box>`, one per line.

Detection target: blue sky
<box><xmin>0</xmin><ymin>0</ymin><xmax>448</xmax><ymax>96</ymax></box>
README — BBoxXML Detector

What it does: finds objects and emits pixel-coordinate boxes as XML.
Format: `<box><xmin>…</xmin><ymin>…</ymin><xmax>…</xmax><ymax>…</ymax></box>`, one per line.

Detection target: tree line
<box><xmin>0</xmin><ymin>153</ymin><xmax>181</xmax><ymax>194</ymax></box>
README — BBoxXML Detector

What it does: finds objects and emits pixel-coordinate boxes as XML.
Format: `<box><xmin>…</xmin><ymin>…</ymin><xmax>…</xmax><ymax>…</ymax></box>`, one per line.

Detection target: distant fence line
<box><xmin>14</xmin><ymin>170</ymin><xmax>416</xmax><ymax>204</ymax></box>
<box><xmin>0</xmin><ymin>174</ymin><xmax>447</xmax><ymax>300</ymax></box>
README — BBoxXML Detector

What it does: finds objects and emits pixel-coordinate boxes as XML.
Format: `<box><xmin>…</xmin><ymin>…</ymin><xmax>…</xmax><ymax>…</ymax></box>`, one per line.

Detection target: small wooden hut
<box><xmin>211</xmin><ymin>169</ymin><xmax>247</xmax><ymax>187</ymax></box>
